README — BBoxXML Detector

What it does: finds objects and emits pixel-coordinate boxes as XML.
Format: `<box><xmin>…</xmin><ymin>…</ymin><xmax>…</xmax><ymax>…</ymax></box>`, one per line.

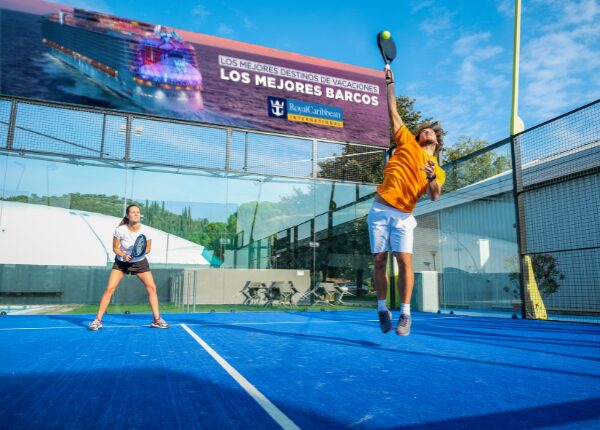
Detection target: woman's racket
<box><xmin>377</xmin><ymin>30</ymin><xmax>397</xmax><ymax>70</ymax></box>
<box><xmin>131</xmin><ymin>234</ymin><xmax>147</xmax><ymax>258</ymax></box>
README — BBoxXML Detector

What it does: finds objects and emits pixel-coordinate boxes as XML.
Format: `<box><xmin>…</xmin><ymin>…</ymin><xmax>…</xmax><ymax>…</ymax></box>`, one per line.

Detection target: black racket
<box><xmin>377</xmin><ymin>30</ymin><xmax>397</xmax><ymax>69</ymax></box>
<box><xmin>131</xmin><ymin>234</ymin><xmax>147</xmax><ymax>258</ymax></box>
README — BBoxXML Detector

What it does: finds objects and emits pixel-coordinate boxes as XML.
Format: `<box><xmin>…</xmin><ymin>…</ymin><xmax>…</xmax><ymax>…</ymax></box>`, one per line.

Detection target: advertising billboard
<box><xmin>0</xmin><ymin>0</ymin><xmax>389</xmax><ymax>147</ymax></box>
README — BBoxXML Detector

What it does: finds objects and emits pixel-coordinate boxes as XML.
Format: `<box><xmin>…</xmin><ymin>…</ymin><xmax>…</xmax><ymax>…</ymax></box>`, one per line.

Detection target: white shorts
<box><xmin>367</xmin><ymin>201</ymin><xmax>417</xmax><ymax>254</ymax></box>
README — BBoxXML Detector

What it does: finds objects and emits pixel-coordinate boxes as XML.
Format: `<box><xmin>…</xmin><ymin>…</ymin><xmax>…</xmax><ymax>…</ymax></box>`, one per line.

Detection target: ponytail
<box><xmin>119</xmin><ymin>204</ymin><xmax>139</xmax><ymax>226</ymax></box>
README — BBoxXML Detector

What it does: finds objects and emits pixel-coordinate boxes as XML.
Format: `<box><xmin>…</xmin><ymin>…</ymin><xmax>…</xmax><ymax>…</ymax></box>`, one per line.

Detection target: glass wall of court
<box><xmin>0</xmin><ymin>97</ymin><xmax>383</xmax><ymax>313</ymax></box>
<box><xmin>0</xmin><ymin>96</ymin><xmax>598</xmax><ymax>322</ymax></box>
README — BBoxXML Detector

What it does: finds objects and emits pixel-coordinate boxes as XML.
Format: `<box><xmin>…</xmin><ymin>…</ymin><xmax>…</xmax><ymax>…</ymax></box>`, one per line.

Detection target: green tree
<box><xmin>2</xmin><ymin>193</ymin><xmax>238</xmax><ymax>257</ymax></box>
<box><xmin>393</xmin><ymin>95</ymin><xmax>431</xmax><ymax>136</ymax></box>
<box><xmin>507</xmin><ymin>254</ymin><xmax>565</xmax><ymax>297</ymax></box>
<box><xmin>317</xmin><ymin>95</ymin><xmax>430</xmax><ymax>184</ymax></box>
<box><xmin>441</xmin><ymin>136</ymin><xmax>512</xmax><ymax>192</ymax></box>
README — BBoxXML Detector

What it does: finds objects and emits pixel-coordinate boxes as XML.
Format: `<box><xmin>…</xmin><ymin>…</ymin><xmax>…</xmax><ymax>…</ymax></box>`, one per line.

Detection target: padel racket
<box><xmin>131</xmin><ymin>234</ymin><xmax>147</xmax><ymax>258</ymax></box>
<box><xmin>377</xmin><ymin>31</ymin><xmax>397</xmax><ymax>69</ymax></box>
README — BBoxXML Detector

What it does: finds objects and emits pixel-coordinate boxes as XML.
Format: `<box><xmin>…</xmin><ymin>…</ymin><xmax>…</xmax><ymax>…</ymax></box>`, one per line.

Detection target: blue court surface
<box><xmin>1</xmin><ymin>311</ymin><xmax>599</xmax><ymax>430</ymax></box>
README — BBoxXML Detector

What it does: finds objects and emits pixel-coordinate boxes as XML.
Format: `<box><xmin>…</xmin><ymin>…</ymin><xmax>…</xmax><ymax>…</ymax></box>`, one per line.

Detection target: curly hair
<box><xmin>412</xmin><ymin>121</ymin><xmax>445</xmax><ymax>156</ymax></box>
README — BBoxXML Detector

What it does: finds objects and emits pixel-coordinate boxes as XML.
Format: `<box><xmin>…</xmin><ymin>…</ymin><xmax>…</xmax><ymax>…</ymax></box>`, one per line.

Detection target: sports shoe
<box><xmin>395</xmin><ymin>314</ymin><xmax>412</xmax><ymax>336</ymax></box>
<box><xmin>378</xmin><ymin>310</ymin><xmax>393</xmax><ymax>333</ymax></box>
<box><xmin>150</xmin><ymin>317</ymin><xmax>170</xmax><ymax>329</ymax></box>
<box><xmin>88</xmin><ymin>319</ymin><xmax>102</xmax><ymax>331</ymax></box>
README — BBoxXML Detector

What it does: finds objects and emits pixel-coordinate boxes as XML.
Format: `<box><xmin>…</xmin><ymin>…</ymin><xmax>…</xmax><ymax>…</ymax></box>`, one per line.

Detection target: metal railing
<box><xmin>0</xmin><ymin>95</ymin><xmax>385</xmax><ymax>183</ymax></box>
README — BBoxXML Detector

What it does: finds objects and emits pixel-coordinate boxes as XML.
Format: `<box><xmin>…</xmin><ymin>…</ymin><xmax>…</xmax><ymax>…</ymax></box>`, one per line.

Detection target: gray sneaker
<box><xmin>378</xmin><ymin>310</ymin><xmax>393</xmax><ymax>333</ymax></box>
<box><xmin>150</xmin><ymin>317</ymin><xmax>170</xmax><ymax>329</ymax></box>
<box><xmin>396</xmin><ymin>314</ymin><xmax>412</xmax><ymax>336</ymax></box>
<box><xmin>88</xmin><ymin>319</ymin><xmax>102</xmax><ymax>331</ymax></box>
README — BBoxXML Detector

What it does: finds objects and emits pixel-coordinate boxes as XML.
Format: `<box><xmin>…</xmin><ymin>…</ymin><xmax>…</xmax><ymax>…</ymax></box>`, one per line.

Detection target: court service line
<box><xmin>181</xmin><ymin>323</ymin><xmax>301</xmax><ymax>430</ymax></box>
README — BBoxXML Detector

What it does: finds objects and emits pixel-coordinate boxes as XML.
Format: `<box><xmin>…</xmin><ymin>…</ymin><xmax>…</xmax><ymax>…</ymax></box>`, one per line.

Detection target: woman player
<box><xmin>88</xmin><ymin>204</ymin><xmax>170</xmax><ymax>330</ymax></box>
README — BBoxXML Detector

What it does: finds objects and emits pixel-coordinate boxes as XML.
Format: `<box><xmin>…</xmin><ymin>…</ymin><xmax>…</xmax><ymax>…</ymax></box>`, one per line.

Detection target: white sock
<box><xmin>377</xmin><ymin>300</ymin><xmax>388</xmax><ymax>312</ymax></box>
<box><xmin>401</xmin><ymin>303</ymin><xmax>411</xmax><ymax>316</ymax></box>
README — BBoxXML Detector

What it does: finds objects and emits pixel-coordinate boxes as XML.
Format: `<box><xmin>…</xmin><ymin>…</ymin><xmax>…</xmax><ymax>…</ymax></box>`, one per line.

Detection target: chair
<box><xmin>238</xmin><ymin>281</ymin><xmax>266</xmax><ymax>305</ymax></box>
<box><xmin>270</xmin><ymin>281</ymin><xmax>297</xmax><ymax>306</ymax></box>
<box><xmin>333</xmin><ymin>285</ymin><xmax>349</xmax><ymax>304</ymax></box>
<box><xmin>236</xmin><ymin>281</ymin><xmax>253</xmax><ymax>305</ymax></box>
<box><xmin>263</xmin><ymin>283</ymin><xmax>281</xmax><ymax>306</ymax></box>
<box><xmin>313</xmin><ymin>282</ymin><xmax>338</xmax><ymax>306</ymax></box>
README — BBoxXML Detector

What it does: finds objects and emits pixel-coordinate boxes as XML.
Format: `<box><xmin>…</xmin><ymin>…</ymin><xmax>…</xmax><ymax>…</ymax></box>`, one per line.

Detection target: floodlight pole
<box><xmin>509</xmin><ymin>0</ymin><xmax>528</xmax><ymax>319</ymax></box>
<box><xmin>510</xmin><ymin>0</ymin><xmax>524</xmax><ymax>136</ymax></box>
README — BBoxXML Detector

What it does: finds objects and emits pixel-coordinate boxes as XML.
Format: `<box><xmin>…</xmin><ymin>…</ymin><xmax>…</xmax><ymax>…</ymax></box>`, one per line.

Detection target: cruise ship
<box><xmin>41</xmin><ymin>9</ymin><xmax>204</xmax><ymax>112</ymax></box>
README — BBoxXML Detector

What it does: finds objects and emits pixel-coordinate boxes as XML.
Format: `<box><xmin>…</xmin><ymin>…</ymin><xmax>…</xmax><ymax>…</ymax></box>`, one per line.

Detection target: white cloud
<box><xmin>242</xmin><ymin>17</ymin><xmax>254</xmax><ymax>29</ymax></box>
<box><xmin>191</xmin><ymin>5</ymin><xmax>210</xmax><ymax>20</ymax></box>
<box><xmin>453</xmin><ymin>33</ymin><xmax>492</xmax><ymax>55</ymax></box>
<box><xmin>419</xmin><ymin>11</ymin><xmax>455</xmax><ymax>35</ymax></box>
<box><xmin>413</xmin><ymin>29</ymin><xmax>510</xmax><ymax>145</ymax></box>
<box><xmin>497</xmin><ymin>0</ymin><xmax>513</xmax><ymax>17</ymax></box>
<box><xmin>453</xmin><ymin>33</ymin><xmax>504</xmax><ymax>63</ymax></box>
<box><xmin>218</xmin><ymin>23</ymin><xmax>234</xmax><ymax>37</ymax></box>
<box><xmin>521</xmin><ymin>1</ymin><xmax>600</xmax><ymax>121</ymax></box>
<box><xmin>216</xmin><ymin>3</ymin><xmax>254</xmax><ymax>31</ymax></box>
<box><xmin>534</xmin><ymin>0</ymin><xmax>599</xmax><ymax>34</ymax></box>
<box><xmin>410</xmin><ymin>0</ymin><xmax>435</xmax><ymax>14</ymax></box>
<box><xmin>410</xmin><ymin>0</ymin><xmax>598</xmax><ymax>146</ymax></box>
<box><xmin>452</xmin><ymin>33</ymin><xmax>506</xmax><ymax>92</ymax></box>
<box><xmin>564</xmin><ymin>0</ymin><xmax>599</xmax><ymax>24</ymax></box>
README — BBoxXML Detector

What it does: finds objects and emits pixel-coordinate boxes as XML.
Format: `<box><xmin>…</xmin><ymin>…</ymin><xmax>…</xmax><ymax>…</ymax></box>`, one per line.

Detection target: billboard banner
<box><xmin>0</xmin><ymin>0</ymin><xmax>389</xmax><ymax>147</ymax></box>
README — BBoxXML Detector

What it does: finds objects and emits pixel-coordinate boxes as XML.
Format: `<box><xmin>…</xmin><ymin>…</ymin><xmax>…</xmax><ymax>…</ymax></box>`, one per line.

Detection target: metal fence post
<box><xmin>99</xmin><ymin>113</ymin><xmax>106</xmax><ymax>158</ymax></box>
<box><xmin>510</xmin><ymin>134</ymin><xmax>528</xmax><ymax>319</ymax></box>
<box><xmin>124</xmin><ymin>115</ymin><xmax>132</xmax><ymax>161</ymax></box>
<box><xmin>312</xmin><ymin>139</ymin><xmax>318</xmax><ymax>178</ymax></box>
<box><xmin>6</xmin><ymin>100</ymin><xmax>18</xmax><ymax>150</ymax></box>
<box><xmin>226</xmin><ymin>128</ymin><xmax>232</xmax><ymax>172</ymax></box>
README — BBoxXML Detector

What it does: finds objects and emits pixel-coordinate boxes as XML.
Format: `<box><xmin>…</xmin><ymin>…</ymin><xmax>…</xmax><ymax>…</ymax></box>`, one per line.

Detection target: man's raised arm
<box><xmin>385</xmin><ymin>68</ymin><xmax>404</xmax><ymax>139</ymax></box>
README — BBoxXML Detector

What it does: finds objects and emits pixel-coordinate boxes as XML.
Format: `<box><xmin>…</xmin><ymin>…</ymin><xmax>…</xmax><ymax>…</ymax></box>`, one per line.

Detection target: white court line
<box><xmin>0</xmin><ymin>324</ymin><xmax>145</xmax><ymax>331</ymax></box>
<box><xmin>0</xmin><ymin>315</ymin><xmax>462</xmax><ymax>331</ymax></box>
<box><xmin>0</xmin><ymin>320</ymin><xmax>367</xmax><ymax>331</ymax></box>
<box><xmin>181</xmin><ymin>323</ymin><xmax>301</xmax><ymax>430</ymax></box>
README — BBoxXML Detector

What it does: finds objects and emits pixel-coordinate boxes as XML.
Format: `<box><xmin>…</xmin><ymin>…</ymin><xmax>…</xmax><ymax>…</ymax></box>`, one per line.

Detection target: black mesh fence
<box><xmin>513</xmin><ymin>99</ymin><xmax>600</xmax><ymax>322</ymax></box>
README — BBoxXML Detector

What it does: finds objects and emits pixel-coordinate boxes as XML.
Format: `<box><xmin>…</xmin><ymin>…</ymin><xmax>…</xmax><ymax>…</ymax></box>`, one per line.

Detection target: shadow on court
<box><xmin>417</xmin><ymin>327</ymin><xmax>600</xmax><ymax>363</ymax></box>
<box><xmin>0</xmin><ymin>368</ymin><xmax>329</xmax><ymax>430</ymax></box>
<box><xmin>2</xmin><ymin>367</ymin><xmax>599</xmax><ymax>430</ymax></box>
<box><xmin>46</xmin><ymin>314</ymin><xmax>138</xmax><ymax>328</ymax></box>
<box><xmin>387</xmin><ymin>397</ymin><xmax>600</xmax><ymax>430</ymax></box>
<box><xmin>162</xmin><ymin>315</ymin><xmax>383</xmax><ymax>349</ymax></box>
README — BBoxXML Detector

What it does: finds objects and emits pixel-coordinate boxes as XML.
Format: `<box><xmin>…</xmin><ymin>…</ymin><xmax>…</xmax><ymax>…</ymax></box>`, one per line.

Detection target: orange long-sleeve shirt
<box><xmin>377</xmin><ymin>125</ymin><xmax>445</xmax><ymax>213</ymax></box>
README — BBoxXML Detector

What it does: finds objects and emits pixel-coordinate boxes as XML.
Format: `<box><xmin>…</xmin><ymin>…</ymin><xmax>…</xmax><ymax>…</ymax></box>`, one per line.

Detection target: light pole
<box><xmin>510</xmin><ymin>0</ymin><xmax>525</xmax><ymax>136</ymax></box>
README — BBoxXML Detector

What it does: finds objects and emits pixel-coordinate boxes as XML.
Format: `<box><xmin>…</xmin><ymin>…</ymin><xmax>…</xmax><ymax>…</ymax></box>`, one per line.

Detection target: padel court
<box><xmin>1</xmin><ymin>310</ymin><xmax>599</xmax><ymax>429</ymax></box>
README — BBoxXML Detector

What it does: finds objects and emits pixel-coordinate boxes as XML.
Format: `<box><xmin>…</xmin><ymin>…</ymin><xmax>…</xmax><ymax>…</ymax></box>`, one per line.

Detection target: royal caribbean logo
<box><xmin>268</xmin><ymin>97</ymin><xmax>287</xmax><ymax>118</ymax></box>
<box><xmin>267</xmin><ymin>97</ymin><xmax>343</xmax><ymax>128</ymax></box>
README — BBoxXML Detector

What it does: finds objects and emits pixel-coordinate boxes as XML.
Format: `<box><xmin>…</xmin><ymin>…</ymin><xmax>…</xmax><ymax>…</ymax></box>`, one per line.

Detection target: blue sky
<box><xmin>57</xmin><ymin>0</ymin><xmax>600</xmax><ymax>148</ymax></box>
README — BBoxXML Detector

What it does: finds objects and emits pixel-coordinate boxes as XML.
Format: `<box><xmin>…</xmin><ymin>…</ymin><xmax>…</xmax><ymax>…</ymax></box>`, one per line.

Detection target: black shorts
<box><xmin>112</xmin><ymin>258</ymin><xmax>150</xmax><ymax>275</ymax></box>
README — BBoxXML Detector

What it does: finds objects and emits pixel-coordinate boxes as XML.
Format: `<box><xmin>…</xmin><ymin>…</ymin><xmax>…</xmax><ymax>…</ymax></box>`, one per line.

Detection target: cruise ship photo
<box><xmin>41</xmin><ymin>8</ymin><xmax>204</xmax><ymax>113</ymax></box>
